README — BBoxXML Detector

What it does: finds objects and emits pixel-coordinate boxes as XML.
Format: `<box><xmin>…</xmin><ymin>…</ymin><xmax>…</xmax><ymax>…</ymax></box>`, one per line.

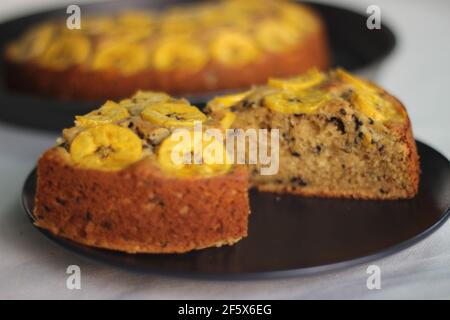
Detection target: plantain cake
<box><xmin>34</xmin><ymin>69</ymin><xmax>420</xmax><ymax>254</ymax></box>
<box><xmin>4</xmin><ymin>0</ymin><xmax>329</xmax><ymax>100</ymax></box>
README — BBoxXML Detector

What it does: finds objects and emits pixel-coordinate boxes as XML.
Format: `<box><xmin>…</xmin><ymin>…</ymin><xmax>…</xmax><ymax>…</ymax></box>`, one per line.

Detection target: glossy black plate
<box><xmin>22</xmin><ymin>141</ymin><xmax>450</xmax><ymax>278</ymax></box>
<box><xmin>0</xmin><ymin>0</ymin><xmax>396</xmax><ymax>131</ymax></box>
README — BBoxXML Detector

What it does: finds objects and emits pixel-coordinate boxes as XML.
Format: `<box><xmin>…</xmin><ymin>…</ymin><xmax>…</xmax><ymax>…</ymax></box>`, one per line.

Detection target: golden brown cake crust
<box><xmin>4</xmin><ymin>25</ymin><xmax>329</xmax><ymax>100</ymax></box>
<box><xmin>34</xmin><ymin>148</ymin><xmax>250</xmax><ymax>253</ymax></box>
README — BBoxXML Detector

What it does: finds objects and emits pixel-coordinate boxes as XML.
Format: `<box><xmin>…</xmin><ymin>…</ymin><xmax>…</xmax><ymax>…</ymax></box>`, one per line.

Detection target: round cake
<box><xmin>4</xmin><ymin>0</ymin><xmax>329</xmax><ymax>100</ymax></box>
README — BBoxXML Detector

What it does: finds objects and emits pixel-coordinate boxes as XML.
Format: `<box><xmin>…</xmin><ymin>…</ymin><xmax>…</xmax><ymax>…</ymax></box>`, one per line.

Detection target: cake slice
<box><xmin>207</xmin><ymin>69</ymin><xmax>419</xmax><ymax>199</ymax></box>
<box><xmin>34</xmin><ymin>92</ymin><xmax>249</xmax><ymax>253</ymax></box>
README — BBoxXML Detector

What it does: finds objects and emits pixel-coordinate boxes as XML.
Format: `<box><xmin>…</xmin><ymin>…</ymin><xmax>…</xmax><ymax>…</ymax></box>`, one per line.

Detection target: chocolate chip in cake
<box><xmin>339</xmin><ymin>108</ymin><xmax>347</xmax><ymax>116</ymax></box>
<box><xmin>55</xmin><ymin>197</ymin><xmax>66</xmax><ymax>206</ymax></box>
<box><xmin>315</xmin><ymin>145</ymin><xmax>322</xmax><ymax>154</ymax></box>
<box><xmin>101</xmin><ymin>221</ymin><xmax>113</xmax><ymax>230</ymax></box>
<box><xmin>379</xmin><ymin>188</ymin><xmax>388</xmax><ymax>194</ymax></box>
<box><xmin>328</xmin><ymin>117</ymin><xmax>346</xmax><ymax>134</ymax></box>
<box><xmin>368</xmin><ymin>118</ymin><xmax>374</xmax><ymax>125</ymax></box>
<box><xmin>291</xmin><ymin>151</ymin><xmax>301</xmax><ymax>157</ymax></box>
<box><xmin>85</xmin><ymin>212</ymin><xmax>92</xmax><ymax>221</ymax></box>
<box><xmin>352</xmin><ymin>115</ymin><xmax>363</xmax><ymax>131</ymax></box>
<box><xmin>294</xmin><ymin>113</ymin><xmax>305</xmax><ymax>118</ymax></box>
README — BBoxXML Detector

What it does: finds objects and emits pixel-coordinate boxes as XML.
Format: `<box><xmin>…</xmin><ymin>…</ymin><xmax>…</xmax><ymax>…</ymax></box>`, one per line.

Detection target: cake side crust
<box><xmin>34</xmin><ymin>148</ymin><xmax>250</xmax><ymax>253</ymax></box>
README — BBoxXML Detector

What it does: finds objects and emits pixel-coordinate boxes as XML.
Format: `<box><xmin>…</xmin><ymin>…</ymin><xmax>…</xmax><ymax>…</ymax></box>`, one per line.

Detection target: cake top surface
<box><xmin>207</xmin><ymin>68</ymin><xmax>407</xmax><ymax>123</ymax></box>
<box><xmin>59</xmin><ymin>69</ymin><xmax>406</xmax><ymax>174</ymax></box>
<box><xmin>6</xmin><ymin>0</ymin><xmax>321</xmax><ymax>74</ymax></box>
<box><xmin>61</xmin><ymin>90</ymin><xmax>232</xmax><ymax>177</ymax></box>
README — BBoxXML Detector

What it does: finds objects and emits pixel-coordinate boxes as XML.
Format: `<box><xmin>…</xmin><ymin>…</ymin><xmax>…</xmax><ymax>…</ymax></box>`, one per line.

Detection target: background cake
<box><xmin>4</xmin><ymin>0</ymin><xmax>329</xmax><ymax>100</ymax></box>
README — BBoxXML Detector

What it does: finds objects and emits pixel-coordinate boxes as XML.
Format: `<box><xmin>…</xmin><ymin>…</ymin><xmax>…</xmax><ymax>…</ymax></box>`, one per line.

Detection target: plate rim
<box><xmin>21</xmin><ymin>140</ymin><xmax>450</xmax><ymax>279</ymax></box>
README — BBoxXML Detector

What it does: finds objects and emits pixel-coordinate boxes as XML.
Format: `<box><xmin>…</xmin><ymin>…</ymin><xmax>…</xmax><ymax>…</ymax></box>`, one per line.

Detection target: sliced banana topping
<box><xmin>92</xmin><ymin>42</ymin><xmax>148</xmax><ymax>74</ymax></box>
<box><xmin>75</xmin><ymin>101</ymin><xmax>129</xmax><ymax>127</ymax></box>
<box><xmin>132</xmin><ymin>91</ymin><xmax>171</xmax><ymax>104</ymax></box>
<box><xmin>207</xmin><ymin>92</ymin><xmax>249</xmax><ymax>112</ymax></box>
<box><xmin>152</xmin><ymin>38</ymin><xmax>207</xmax><ymax>72</ymax></box>
<box><xmin>39</xmin><ymin>34</ymin><xmax>90</xmax><ymax>70</ymax></box>
<box><xmin>264</xmin><ymin>89</ymin><xmax>329</xmax><ymax>114</ymax></box>
<box><xmin>210</xmin><ymin>31</ymin><xmax>260</xmax><ymax>66</ymax></box>
<box><xmin>141</xmin><ymin>102</ymin><xmax>207</xmax><ymax>127</ymax></box>
<box><xmin>336</xmin><ymin>69</ymin><xmax>405</xmax><ymax>122</ymax></box>
<box><xmin>219</xmin><ymin>111</ymin><xmax>236</xmax><ymax>129</ymax></box>
<box><xmin>70</xmin><ymin>124</ymin><xmax>142</xmax><ymax>170</ymax></box>
<box><xmin>157</xmin><ymin>131</ymin><xmax>231</xmax><ymax>178</ymax></box>
<box><xmin>9</xmin><ymin>1</ymin><xmax>323</xmax><ymax>74</ymax></box>
<box><xmin>269</xmin><ymin>68</ymin><xmax>326</xmax><ymax>91</ymax></box>
<box><xmin>256</xmin><ymin>20</ymin><xmax>300</xmax><ymax>53</ymax></box>
<box><xmin>120</xmin><ymin>91</ymin><xmax>172</xmax><ymax>116</ymax></box>
<box><xmin>6</xmin><ymin>23</ymin><xmax>55</xmax><ymax>61</ymax></box>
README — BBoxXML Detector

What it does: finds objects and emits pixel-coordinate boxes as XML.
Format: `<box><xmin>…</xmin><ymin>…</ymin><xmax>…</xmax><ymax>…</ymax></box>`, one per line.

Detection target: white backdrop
<box><xmin>0</xmin><ymin>0</ymin><xmax>449</xmax><ymax>299</ymax></box>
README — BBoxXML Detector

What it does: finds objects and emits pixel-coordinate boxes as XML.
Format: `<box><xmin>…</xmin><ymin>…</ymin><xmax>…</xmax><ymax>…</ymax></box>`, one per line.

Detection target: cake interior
<box><xmin>207</xmin><ymin>69</ymin><xmax>419</xmax><ymax>199</ymax></box>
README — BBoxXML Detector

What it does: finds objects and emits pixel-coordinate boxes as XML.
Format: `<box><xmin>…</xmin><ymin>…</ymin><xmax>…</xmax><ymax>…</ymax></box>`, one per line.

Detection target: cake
<box><xmin>207</xmin><ymin>68</ymin><xmax>420</xmax><ymax>199</ymax></box>
<box><xmin>33</xmin><ymin>69</ymin><xmax>420</xmax><ymax>254</ymax></box>
<box><xmin>34</xmin><ymin>92</ymin><xmax>250</xmax><ymax>253</ymax></box>
<box><xmin>4</xmin><ymin>0</ymin><xmax>329</xmax><ymax>100</ymax></box>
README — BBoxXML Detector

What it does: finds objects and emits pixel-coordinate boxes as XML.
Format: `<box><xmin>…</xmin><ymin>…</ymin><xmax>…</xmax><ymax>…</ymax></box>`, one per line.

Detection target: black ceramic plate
<box><xmin>0</xmin><ymin>0</ymin><xmax>395</xmax><ymax>131</ymax></box>
<box><xmin>22</xmin><ymin>141</ymin><xmax>450</xmax><ymax>278</ymax></box>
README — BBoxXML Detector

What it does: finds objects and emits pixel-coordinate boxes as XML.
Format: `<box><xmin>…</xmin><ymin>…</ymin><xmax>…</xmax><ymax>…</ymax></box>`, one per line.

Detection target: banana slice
<box><xmin>210</xmin><ymin>31</ymin><xmax>260</xmax><ymax>66</ymax></box>
<box><xmin>256</xmin><ymin>20</ymin><xmax>301</xmax><ymax>53</ymax></box>
<box><xmin>336</xmin><ymin>69</ymin><xmax>405</xmax><ymax>122</ymax></box>
<box><xmin>120</xmin><ymin>91</ymin><xmax>172</xmax><ymax>115</ymax></box>
<box><xmin>152</xmin><ymin>38</ymin><xmax>207</xmax><ymax>72</ymax></box>
<box><xmin>92</xmin><ymin>42</ymin><xmax>148</xmax><ymax>74</ymax></box>
<box><xmin>207</xmin><ymin>92</ymin><xmax>249</xmax><ymax>112</ymax></box>
<box><xmin>141</xmin><ymin>102</ymin><xmax>207</xmax><ymax>127</ymax></box>
<box><xmin>6</xmin><ymin>23</ymin><xmax>55</xmax><ymax>61</ymax></box>
<box><xmin>277</xmin><ymin>3</ymin><xmax>318</xmax><ymax>32</ymax></box>
<box><xmin>39</xmin><ymin>34</ymin><xmax>90</xmax><ymax>70</ymax></box>
<box><xmin>75</xmin><ymin>101</ymin><xmax>129</xmax><ymax>127</ymax></box>
<box><xmin>219</xmin><ymin>111</ymin><xmax>236</xmax><ymax>129</ymax></box>
<box><xmin>264</xmin><ymin>89</ymin><xmax>329</xmax><ymax>114</ymax></box>
<box><xmin>157</xmin><ymin>131</ymin><xmax>231</xmax><ymax>178</ymax></box>
<box><xmin>269</xmin><ymin>69</ymin><xmax>325</xmax><ymax>91</ymax></box>
<box><xmin>70</xmin><ymin>124</ymin><xmax>142</xmax><ymax>170</ymax></box>
<box><xmin>132</xmin><ymin>91</ymin><xmax>171</xmax><ymax>104</ymax></box>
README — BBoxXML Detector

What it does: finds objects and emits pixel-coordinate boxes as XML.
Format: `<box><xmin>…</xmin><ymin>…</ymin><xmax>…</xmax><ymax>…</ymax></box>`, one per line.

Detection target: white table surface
<box><xmin>0</xmin><ymin>0</ymin><xmax>449</xmax><ymax>299</ymax></box>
